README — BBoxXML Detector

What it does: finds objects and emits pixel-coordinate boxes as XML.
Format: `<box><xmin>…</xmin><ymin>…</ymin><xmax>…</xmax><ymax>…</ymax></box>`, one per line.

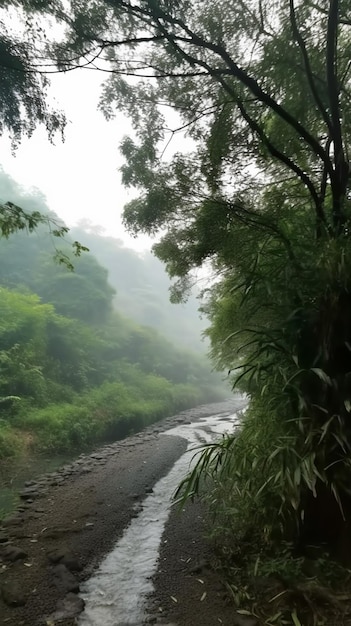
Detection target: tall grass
<box><xmin>7</xmin><ymin>379</ymin><xmax>205</xmax><ymax>455</ymax></box>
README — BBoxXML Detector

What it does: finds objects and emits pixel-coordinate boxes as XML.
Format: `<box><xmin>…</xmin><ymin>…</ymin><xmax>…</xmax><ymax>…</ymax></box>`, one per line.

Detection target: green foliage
<box><xmin>0</xmin><ymin>420</ymin><xmax>23</xmax><ymax>458</ymax></box>
<box><xmin>13</xmin><ymin>378</ymin><xmax>204</xmax><ymax>453</ymax></box>
<box><xmin>0</xmin><ymin>1</ymin><xmax>65</xmax><ymax>147</ymax></box>
<box><xmin>0</xmin><ymin>171</ymin><xmax>226</xmax><ymax>460</ymax></box>
<box><xmin>0</xmin><ymin>170</ymin><xmax>89</xmax><ymax>268</ymax></box>
<box><xmin>71</xmin><ymin>223</ymin><xmax>210</xmax><ymax>353</ymax></box>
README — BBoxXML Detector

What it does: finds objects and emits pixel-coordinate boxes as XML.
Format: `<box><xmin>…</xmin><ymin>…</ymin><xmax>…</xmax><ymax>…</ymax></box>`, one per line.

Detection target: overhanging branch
<box><xmin>289</xmin><ymin>0</ymin><xmax>332</xmax><ymax>133</ymax></box>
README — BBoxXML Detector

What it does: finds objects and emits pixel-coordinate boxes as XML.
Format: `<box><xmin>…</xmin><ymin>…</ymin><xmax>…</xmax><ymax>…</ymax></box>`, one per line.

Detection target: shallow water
<box><xmin>78</xmin><ymin>399</ymin><xmax>246</xmax><ymax>626</ymax></box>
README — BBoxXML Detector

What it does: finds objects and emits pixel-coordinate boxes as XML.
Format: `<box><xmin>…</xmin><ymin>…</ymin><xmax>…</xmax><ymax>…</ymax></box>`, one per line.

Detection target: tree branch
<box><xmin>144</xmin><ymin>2</ymin><xmax>332</xmax><ymax>176</ymax></box>
<box><xmin>289</xmin><ymin>0</ymin><xmax>332</xmax><ymax>133</ymax></box>
<box><xmin>326</xmin><ymin>0</ymin><xmax>349</xmax><ymax>231</ymax></box>
<box><xmin>148</xmin><ymin>12</ymin><xmax>326</xmax><ymax>229</ymax></box>
<box><xmin>234</xmin><ymin>95</ymin><xmax>327</xmax><ymax>232</ymax></box>
<box><xmin>327</xmin><ymin>0</ymin><xmax>344</xmax><ymax>165</ymax></box>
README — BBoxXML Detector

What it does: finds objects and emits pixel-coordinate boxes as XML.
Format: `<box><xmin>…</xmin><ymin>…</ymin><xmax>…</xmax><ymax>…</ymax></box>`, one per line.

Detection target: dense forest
<box><xmin>70</xmin><ymin>223</ymin><xmax>208</xmax><ymax>353</ymax></box>
<box><xmin>0</xmin><ymin>169</ymin><xmax>227</xmax><ymax>459</ymax></box>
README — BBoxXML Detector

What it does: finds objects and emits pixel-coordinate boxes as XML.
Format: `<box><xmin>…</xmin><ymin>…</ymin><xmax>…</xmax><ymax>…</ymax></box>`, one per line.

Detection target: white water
<box><xmin>78</xmin><ymin>404</ymin><xmax>245</xmax><ymax>626</ymax></box>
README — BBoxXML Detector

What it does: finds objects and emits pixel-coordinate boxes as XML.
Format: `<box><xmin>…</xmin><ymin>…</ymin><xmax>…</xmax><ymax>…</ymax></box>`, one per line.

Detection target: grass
<box><xmin>175</xmin><ymin>398</ymin><xmax>351</xmax><ymax>626</ymax></box>
<box><xmin>0</xmin><ymin>379</ymin><xmax>207</xmax><ymax>458</ymax></box>
<box><xmin>206</xmin><ymin>516</ymin><xmax>351</xmax><ymax>626</ymax></box>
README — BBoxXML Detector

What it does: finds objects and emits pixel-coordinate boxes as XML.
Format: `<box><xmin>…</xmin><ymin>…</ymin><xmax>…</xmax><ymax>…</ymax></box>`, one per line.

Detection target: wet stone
<box><xmin>1</xmin><ymin>580</ymin><xmax>27</xmax><ymax>607</ymax></box>
<box><xmin>61</xmin><ymin>555</ymin><xmax>82</xmax><ymax>572</ymax></box>
<box><xmin>25</xmin><ymin>480</ymin><xmax>37</xmax><ymax>487</ymax></box>
<box><xmin>1</xmin><ymin>514</ymin><xmax>23</xmax><ymax>527</ymax></box>
<box><xmin>20</xmin><ymin>488</ymin><xmax>39</xmax><ymax>500</ymax></box>
<box><xmin>47</xmin><ymin>548</ymin><xmax>68</xmax><ymax>564</ymax></box>
<box><xmin>52</xmin><ymin>564</ymin><xmax>80</xmax><ymax>593</ymax></box>
<box><xmin>1</xmin><ymin>545</ymin><xmax>28</xmax><ymax>562</ymax></box>
<box><xmin>49</xmin><ymin>592</ymin><xmax>85</xmax><ymax>621</ymax></box>
<box><xmin>47</xmin><ymin>549</ymin><xmax>82</xmax><ymax>571</ymax></box>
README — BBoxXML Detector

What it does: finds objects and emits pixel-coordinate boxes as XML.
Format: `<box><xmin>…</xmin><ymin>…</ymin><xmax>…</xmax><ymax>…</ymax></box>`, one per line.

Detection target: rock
<box><xmin>1</xmin><ymin>581</ymin><xmax>27</xmax><ymax>607</ymax></box>
<box><xmin>61</xmin><ymin>555</ymin><xmax>82</xmax><ymax>572</ymax></box>
<box><xmin>1</xmin><ymin>545</ymin><xmax>28</xmax><ymax>561</ymax></box>
<box><xmin>1</xmin><ymin>514</ymin><xmax>23</xmax><ymax>527</ymax></box>
<box><xmin>25</xmin><ymin>480</ymin><xmax>37</xmax><ymax>487</ymax></box>
<box><xmin>49</xmin><ymin>592</ymin><xmax>85</xmax><ymax>621</ymax></box>
<box><xmin>47</xmin><ymin>549</ymin><xmax>82</xmax><ymax>571</ymax></box>
<box><xmin>52</xmin><ymin>564</ymin><xmax>80</xmax><ymax>593</ymax></box>
<box><xmin>47</xmin><ymin>548</ymin><xmax>68</xmax><ymax>564</ymax></box>
<box><xmin>19</xmin><ymin>488</ymin><xmax>39</xmax><ymax>500</ymax></box>
<box><xmin>79</xmin><ymin>467</ymin><xmax>92</xmax><ymax>475</ymax></box>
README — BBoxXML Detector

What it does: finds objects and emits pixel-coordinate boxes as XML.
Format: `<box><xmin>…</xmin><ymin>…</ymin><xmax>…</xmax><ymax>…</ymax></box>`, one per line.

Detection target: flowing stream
<box><xmin>78</xmin><ymin>401</ymin><xmax>246</xmax><ymax>626</ymax></box>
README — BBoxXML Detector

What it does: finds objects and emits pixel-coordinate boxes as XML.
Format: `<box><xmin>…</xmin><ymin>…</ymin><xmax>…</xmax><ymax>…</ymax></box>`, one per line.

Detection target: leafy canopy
<box><xmin>50</xmin><ymin>0</ymin><xmax>351</xmax><ymax>546</ymax></box>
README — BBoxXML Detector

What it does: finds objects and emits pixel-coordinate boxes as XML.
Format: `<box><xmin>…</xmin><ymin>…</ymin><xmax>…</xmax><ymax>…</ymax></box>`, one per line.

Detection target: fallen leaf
<box><xmin>170</xmin><ymin>596</ymin><xmax>178</xmax><ymax>603</ymax></box>
<box><xmin>237</xmin><ymin>609</ymin><xmax>253</xmax><ymax>615</ymax></box>
<box><xmin>196</xmin><ymin>578</ymin><xmax>204</xmax><ymax>584</ymax></box>
<box><xmin>200</xmin><ymin>592</ymin><xmax>207</xmax><ymax>602</ymax></box>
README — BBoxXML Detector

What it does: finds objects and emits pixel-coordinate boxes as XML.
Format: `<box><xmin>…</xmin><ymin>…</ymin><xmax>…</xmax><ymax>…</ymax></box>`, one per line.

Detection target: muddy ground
<box><xmin>0</xmin><ymin>399</ymin><xmax>249</xmax><ymax>626</ymax></box>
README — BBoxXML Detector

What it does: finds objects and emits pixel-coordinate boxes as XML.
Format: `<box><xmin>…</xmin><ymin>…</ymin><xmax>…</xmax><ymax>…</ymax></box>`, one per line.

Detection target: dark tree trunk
<box><xmin>298</xmin><ymin>290</ymin><xmax>351</xmax><ymax>561</ymax></box>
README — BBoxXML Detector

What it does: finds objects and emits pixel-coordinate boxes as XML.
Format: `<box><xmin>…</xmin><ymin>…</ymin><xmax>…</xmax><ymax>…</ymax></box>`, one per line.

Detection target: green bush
<box><xmin>0</xmin><ymin>421</ymin><xmax>24</xmax><ymax>458</ymax></box>
<box><xmin>177</xmin><ymin>396</ymin><xmax>303</xmax><ymax>546</ymax></box>
<box><xmin>11</xmin><ymin>378</ymin><xmax>206</xmax><ymax>454</ymax></box>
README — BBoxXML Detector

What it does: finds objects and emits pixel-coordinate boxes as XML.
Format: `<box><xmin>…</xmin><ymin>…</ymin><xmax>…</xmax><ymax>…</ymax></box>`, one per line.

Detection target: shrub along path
<box><xmin>0</xmin><ymin>400</ymin><xmax>246</xmax><ymax>626</ymax></box>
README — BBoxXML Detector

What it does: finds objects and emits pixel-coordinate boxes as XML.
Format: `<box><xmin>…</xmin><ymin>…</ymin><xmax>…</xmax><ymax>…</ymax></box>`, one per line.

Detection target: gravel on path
<box><xmin>0</xmin><ymin>399</ymin><xmax>245</xmax><ymax>626</ymax></box>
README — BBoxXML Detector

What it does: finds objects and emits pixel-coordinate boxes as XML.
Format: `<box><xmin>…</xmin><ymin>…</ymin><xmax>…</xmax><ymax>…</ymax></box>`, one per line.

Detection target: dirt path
<box><xmin>0</xmin><ymin>399</ymin><xmax>247</xmax><ymax>626</ymax></box>
<box><xmin>149</xmin><ymin>499</ymin><xmax>254</xmax><ymax>626</ymax></box>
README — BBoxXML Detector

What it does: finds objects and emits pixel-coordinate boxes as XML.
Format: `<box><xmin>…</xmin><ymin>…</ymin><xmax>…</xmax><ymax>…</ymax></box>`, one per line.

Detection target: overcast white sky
<box><xmin>1</xmin><ymin>67</ymin><xmax>155</xmax><ymax>251</ymax></box>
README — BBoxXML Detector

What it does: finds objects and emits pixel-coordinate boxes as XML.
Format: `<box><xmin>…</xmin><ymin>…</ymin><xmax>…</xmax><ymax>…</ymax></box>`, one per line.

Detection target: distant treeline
<box><xmin>70</xmin><ymin>222</ymin><xmax>208</xmax><ymax>353</ymax></box>
<box><xmin>0</xmin><ymin>171</ymin><xmax>227</xmax><ymax>459</ymax></box>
